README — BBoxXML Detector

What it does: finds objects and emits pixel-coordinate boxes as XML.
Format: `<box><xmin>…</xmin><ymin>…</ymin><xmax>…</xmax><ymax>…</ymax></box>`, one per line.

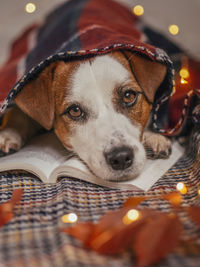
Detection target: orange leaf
<box><xmin>88</xmin><ymin>217</ymin><xmax>146</xmax><ymax>254</ymax></box>
<box><xmin>133</xmin><ymin>213</ymin><xmax>182</xmax><ymax>267</ymax></box>
<box><xmin>10</xmin><ymin>188</ymin><xmax>23</xmax><ymax>205</ymax></box>
<box><xmin>88</xmin><ymin>208</ymin><xmax>156</xmax><ymax>254</ymax></box>
<box><xmin>0</xmin><ymin>203</ymin><xmax>13</xmax><ymax>227</ymax></box>
<box><xmin>86</xmin><ymin>208</ymin><xmax>130</xmax><ymax>253</ymax></box>
<box><xmin>63</xmin><ymin>207</ymin><xmax>161</xmax><ymax>255</ymax></box>
<box><xmin>62</xmin><ymin>208</ymin><xmax>130</xmax><ymax>252</ymax></box>
<box><xmin>123</xmin><ymin>197</ymin><xmax>147</xmax><ymax>208</ymax></box>
<box><xmin>62</xmin><ymin>207</ymin><xmax>147</xmax><ymax>254</ymax></box>
<box><xmin>187</xmin><ymin>206</ymin><xmax>200</xmax><ymax>227</ymax></box>
<box><xmin>61</xmin><ymin>222</ymin><xmax>95</xmax><ymax>244</ymax></box>
<box><xmin>162</xmin><ymin>192</ymin><xmax>182</xmax><ymax>207</ymax></box>
<box><xmin>86</xmin><ymin>208</ymin><xmax>130</xmax><ymax>244</ymax></box>
<box><xmin>0</xmin><ymin>189</ymin><xmax>23</xmax><ymax>227</ymax></box>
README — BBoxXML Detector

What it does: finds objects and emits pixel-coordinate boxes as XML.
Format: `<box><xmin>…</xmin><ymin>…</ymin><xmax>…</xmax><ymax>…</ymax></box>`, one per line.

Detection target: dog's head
<box><xmin>15</xmin><ymin>51</ymin><xmax>166</xmax><ymax>181</ymax></box>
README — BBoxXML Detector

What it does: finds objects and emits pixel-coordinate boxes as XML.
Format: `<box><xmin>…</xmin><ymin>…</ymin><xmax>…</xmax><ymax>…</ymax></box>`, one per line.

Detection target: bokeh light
<box><xmin>61</xmin><ymin>213</ymin><xmax>78</xmax><ymax>223</ymax></box>
<box><xmin>168</xmin><ymin>24</ymin><xmax>179</xmax><ymax>35</ymax></box>
<box><xmin>176</xmin><ymin>182</ymin><xmax>187</xmax><ymax>194</ymax></box>
<box><xmin>133</xmin><ymin>5</ymin><xmax>144</xmax><ymax>16</ymax></box>
<box><xmin>180</xmin><ymin>78</ymin><xmax>188</xmax><ymax>84</ymax></box>
<box><xmin>179</xmin><ymin>68</ymin><xmax>190</xmax><ymax>79</ymax></box>
<box><xmin>25</xmin><ymin>3</ymin><xmax>36</xmax><ymax>14</ymax></box>
<box><xmin>123</xmin><ymin>209</ymin><xmax>140</xmax><ymax>225</ymax></box>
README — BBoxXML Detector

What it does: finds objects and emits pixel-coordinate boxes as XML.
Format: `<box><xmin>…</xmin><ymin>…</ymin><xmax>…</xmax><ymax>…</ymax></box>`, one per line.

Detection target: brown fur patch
<box><xmin>127</xmin><ymin>94</ymin><xmax>152</xmax><ymax>131</ymax></box>
<box><xmin>111</xmin><ymin>51</ymin><xmax>152</xmax><ymax>135</ymax></box>
<box><xmin>119</xmin><ymin>50</ymin><xmax>167</xmax><ymax>103</ymax></box>
<box><xmin>53</xmin><ymin>60</ymin><xmax>80</xmax><ymax>150</ymax></box>
<box><xmin>15</xmin><ymin>63</ymin><xmax>57</xmax><ymax>130</ymax></box>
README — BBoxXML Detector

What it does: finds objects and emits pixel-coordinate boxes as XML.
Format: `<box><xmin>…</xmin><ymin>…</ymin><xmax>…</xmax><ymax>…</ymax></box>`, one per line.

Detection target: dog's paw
<box><xmin>142</xmin><ymin>131</ymin><xmax>171</xmax><ymax>159</ymax></box>
<box><xmin>0</xmin><ymin>129</ymin><xmax>23</xmax><ymax>156</ymax></box>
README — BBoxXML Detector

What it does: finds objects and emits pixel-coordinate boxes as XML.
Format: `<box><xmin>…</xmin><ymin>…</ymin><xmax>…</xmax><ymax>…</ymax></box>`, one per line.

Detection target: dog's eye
<box><xmin>122</xmin><ymin>90</ymin><xmax>138</xmax><ymax>107</ymax></box>
<box><xmin>65</xmin><ymin>104</ymin><xmax>84</xmax><ymax>120</ymax></box>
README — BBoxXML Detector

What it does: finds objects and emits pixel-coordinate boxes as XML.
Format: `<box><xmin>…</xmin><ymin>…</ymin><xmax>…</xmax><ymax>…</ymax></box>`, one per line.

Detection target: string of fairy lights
<box><xmin>132</xmin><ymin>4</ymin><xmax>180</xmax><ymax>36</ymax></box>
<box><xmin>24</xmin><ymin>2</ymin><xmax>179</xmax><ymax>36</ymax></box>
<box><xmin>61</xmin><ymin>181</ymin><xmax>200</xmax><ymax>224</ymax></box>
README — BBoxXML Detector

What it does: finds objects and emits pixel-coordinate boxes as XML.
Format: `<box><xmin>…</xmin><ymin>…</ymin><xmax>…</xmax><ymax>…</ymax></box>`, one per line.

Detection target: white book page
<box><xmin>0</xmin><ymin>132</ymin><xmax>185</xmax><ymax>191</ymax></box>
<box><xmin>54</xmin><ymin>141</ymin><xmax>185</xmax><ymax>191</ymax></box>
<box><xmin>0</xmin><ymin>132</ymin><xmax>72</xmax><ymax>182</ymax></box>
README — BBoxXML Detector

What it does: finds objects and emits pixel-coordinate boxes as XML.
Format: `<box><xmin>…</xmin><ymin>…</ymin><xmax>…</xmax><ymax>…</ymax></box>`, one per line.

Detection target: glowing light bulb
<box><xmin>133</xmin><ymin>5</ymin><xmax>144</xmax><ymax>16</ymax></box>
<box><xmin>123</xmin><ymin>209</ymin><xmax>140</xmax><ymax>225</ymax></box>
<box><xmin>168</xmin><ymin>24</ymin><xmax>179</xmax><ymax>35</ymax></box>
<box><xmin>176</xmin><ymin>182</ymin><xmax>184</xmax><ymax>191</ymax></box>
<box><xmin>25</xmin><ymin>3</ymin><xmax>36</xmax><ymax>13</ymax></box>
<box><xmin>180</xmin><ymin>78</ymin><xmax>188</xmax><ymax>84</ymax></box>
<box><xmin>176</xmin><ymin>182</ymin><xmax>187</xmax><ymax>194</ymax></box>
<box><xmin>179</xmin><ymin>68</ymin><xmax>190</xmax><ymax>79</ymax></box>
<box><xmin>61</xmin><ymin>213</ymin><xmax>78</xmax><ymax>223</ymax></box>
<box><xmin>198</xmin><ymin>189</ymin><xmax>200</xmax><ymax>196</ymax></box>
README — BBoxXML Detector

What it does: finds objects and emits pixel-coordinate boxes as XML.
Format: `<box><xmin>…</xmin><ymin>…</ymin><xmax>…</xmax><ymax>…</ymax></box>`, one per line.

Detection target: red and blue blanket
<box><xmin>0</xmin><ymin>0</ymin><xmax>199</xmax><ymax>134</ymax></box>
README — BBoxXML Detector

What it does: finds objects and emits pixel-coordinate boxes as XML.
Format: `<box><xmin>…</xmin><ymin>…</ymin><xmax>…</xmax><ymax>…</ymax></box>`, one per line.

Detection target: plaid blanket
<box><xmin>0</xmin><ymin>0</ymin><xmax>176</xmax><ymax>134</ymax></box>
<box><xmin>0</xmin><ymin>0</ymin><xmax>199</xmax><ymax>134</ymax></box>
<box><xmin>0</xmin><ymin>0</ymin><xmax>200</xmax><ymax>266</ymax></box>
<box><xmin>0</xmin><ymin>128</ymin><xmax>199</xmax><ymax>267</ymax></box>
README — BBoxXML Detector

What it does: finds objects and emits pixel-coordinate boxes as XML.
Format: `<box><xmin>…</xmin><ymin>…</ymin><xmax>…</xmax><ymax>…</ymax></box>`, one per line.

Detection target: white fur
<box><xmin>66</xmin><ymin>55</ymin><xmax>146</xmax><ymax>181</ymax></box>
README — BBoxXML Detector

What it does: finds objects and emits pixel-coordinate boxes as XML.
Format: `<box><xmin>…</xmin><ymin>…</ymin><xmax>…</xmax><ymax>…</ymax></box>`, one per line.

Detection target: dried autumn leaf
<box><xmin>187</xmin><ymin>206</ymin><xmax>200</xmax><ymax>227</ymax></box>
<box><xmin>92</xmin><ymin>208</ymin><xmax>129</xmax><ymax>235</ymax></box>
<box><xmin>10</xmin><ymin>188</ymin><xmax>23</xmax><ymax>204</ymax></box>
<box><xmin>84</xmin><ymin>208</ymin><xmax>132</xmax><ymax>252</ymax></box>
<box><xmin>123</xmin><ymin>197</ymin><xmax>147</xmax><ymax>208</ymax></box>
<box><xmin>87</xmin><ymin>209</ymin><xmax>156</xmax><ymax>254</ymax></box>
<box><xmin>0</xmin><ymin>189</ymin><xmax>23</xmax><ymax>227</ymax></box>
<box><xmin>82</xmin><ymin>208</ymin><xmax>129</xmax><ymax>244</ymax></box>
<box><xmin>89</xmin><ymin>215</ymin><xmax>146</xmax><ymax>254</ymax></box>
<box><xmin>62</xmin><ymin>208</ymin><xmax>129</xmax><ymax>251</ymax></box>
<box><xmin>61</xmin><ymin>195</ymin><xmax>190</xmax><ymax>265</ymax></box>
<box><xmin>133</xmin><ymin>213</ymin><xmax>182</xmax><ymax>267</ymax></box>
<box><xmin>0</xmin><ymin>203</ymin><xmax>13</xmax><ymax>227</ymax></box>
<box><xmin>162</xmin><ymin>192</ymin><xmax>182</xmax><ymax>207</ymax></box>
<box><xmin>63</xmin><ymin>207</ymin><xmax>156</xmax><ymax>255</ymax></box>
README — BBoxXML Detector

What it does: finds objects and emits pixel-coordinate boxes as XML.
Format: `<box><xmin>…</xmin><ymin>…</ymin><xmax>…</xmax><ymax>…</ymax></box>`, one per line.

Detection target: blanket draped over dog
<box><xmin>0</xmin><ymin>0</ymin><xmax>199</xmax><ymax>133</ymax></box>
<box><xmin>0</xmin><ymin>0</ymin><xmax>190</xmax><ymax>133</ymax></box>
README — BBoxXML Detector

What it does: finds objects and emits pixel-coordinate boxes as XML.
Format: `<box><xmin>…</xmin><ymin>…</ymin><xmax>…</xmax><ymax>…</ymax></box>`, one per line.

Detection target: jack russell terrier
<box><xmin>0</xmin><ymin>0</ymin><xmax>171</xmax><ymax>181</ymax></box>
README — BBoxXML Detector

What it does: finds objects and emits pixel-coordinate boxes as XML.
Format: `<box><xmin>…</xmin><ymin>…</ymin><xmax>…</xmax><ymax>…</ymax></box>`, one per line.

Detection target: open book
<box><xmin>0</xmin><ymin>132</ymin><xmax>185</xmax><ymax>191</ymax></box>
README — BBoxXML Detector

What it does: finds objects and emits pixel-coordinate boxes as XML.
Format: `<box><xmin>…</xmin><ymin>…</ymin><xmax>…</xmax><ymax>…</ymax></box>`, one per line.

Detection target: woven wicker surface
<box><xmin>0</xmin><ymin>129</ymin><xmax>199</xmax><ymax>267</ymax></box>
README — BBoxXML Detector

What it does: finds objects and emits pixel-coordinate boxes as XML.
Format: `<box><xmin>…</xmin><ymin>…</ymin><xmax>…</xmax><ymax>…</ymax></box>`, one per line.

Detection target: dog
<box><xmin>0</xmin><ymin>49</ymin><xmax>171</xmax><ymax>181</ymax></box>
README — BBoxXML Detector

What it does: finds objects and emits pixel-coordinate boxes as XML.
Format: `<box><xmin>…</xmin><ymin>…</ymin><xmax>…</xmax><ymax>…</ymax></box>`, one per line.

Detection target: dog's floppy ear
<box><xmin>123</xmin><ymin>51</ymin><xmax>167</xmax><ymax>103</ymax></box>
<box><xmin>15</xmin><ymin>63</ymin><xmax>58</xmax><ymax>130</ymax></box>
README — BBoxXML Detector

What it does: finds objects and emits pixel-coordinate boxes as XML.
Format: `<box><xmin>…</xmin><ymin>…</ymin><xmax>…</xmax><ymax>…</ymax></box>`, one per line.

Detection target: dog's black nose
<box><xmin>104</xmin><ymin>146</ymin><xmax>133</xmax><ymax>171</ymax></box>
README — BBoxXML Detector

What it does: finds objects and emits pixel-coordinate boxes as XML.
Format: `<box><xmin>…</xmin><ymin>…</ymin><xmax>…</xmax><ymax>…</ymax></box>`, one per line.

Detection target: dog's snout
<box><xmin>105</xmin><ymin>146</ymin><xmax>133</xmax><ymax>171</ymax></box>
